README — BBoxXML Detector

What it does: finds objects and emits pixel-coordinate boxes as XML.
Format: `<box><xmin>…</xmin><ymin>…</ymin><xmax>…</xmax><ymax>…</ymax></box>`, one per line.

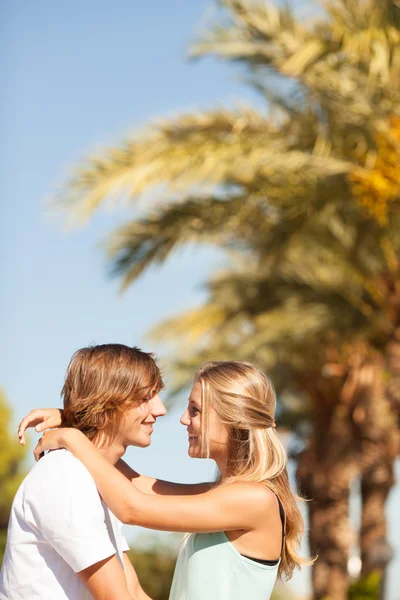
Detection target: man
<box><xmin>0</xmin><ymin>344</ymin><xmax>166</xmax><ymax>600</ymax></box>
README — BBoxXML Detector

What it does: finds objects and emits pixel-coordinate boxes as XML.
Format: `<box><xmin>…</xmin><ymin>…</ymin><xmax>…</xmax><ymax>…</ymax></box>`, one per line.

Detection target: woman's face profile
<box><xmin>180</xmin><ymin>381</ymin><xmax>229</xmax><ymax>460</ymax></box>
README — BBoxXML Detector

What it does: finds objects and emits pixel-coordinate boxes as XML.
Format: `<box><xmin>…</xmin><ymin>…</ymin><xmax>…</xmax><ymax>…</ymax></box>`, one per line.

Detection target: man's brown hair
<box><xmin>62</xmin><ymin>344</ymin><xmax>164</xmax><ymax>439</ymax></box>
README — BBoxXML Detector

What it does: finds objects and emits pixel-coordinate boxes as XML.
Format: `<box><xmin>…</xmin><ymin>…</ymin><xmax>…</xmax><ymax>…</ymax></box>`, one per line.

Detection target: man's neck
<box><xmin>93</xmin><ymin>434</ymin><xmax>126</xmax><ymax>466</ymax></box>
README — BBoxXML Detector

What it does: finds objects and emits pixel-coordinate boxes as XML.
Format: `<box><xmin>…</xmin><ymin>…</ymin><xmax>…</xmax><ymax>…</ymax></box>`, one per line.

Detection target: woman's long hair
<box><xmin>195</xmin><ymin>360</ymin><xmax>312</xmax><ymax>581</ymax></box>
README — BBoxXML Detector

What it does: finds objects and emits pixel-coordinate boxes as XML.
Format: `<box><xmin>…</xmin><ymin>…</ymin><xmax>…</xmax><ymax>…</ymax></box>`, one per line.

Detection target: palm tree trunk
<box><xmin>356</xmin><ymin>342</ymin><xmax>400</xmax><ymax>595</ymax></box>
<box><xmin>297</xmin><ymin>452</ymin><xmax>354</xmax><ymax>600</ymax></box>
<box><xmin>295</xmin><ymin>352</ymin><xmax>399</xmax><ymax>600</ymax></box>
<box><xmin>360</xmin><ymin>453</ymin><xmax>394</xmax><ymax>597</ymax></box>
<box><xmin>296</xmin><ymin>373</ymin><xmax>359</xmax><ymax>600</ymax></box>
<box><xmin>386</xmin><ymin>326</ymin><xmax>400</xmax><ymax>431</ymax></box>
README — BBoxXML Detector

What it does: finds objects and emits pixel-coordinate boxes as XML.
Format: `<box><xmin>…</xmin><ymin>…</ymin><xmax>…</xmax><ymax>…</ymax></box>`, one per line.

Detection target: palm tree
<box><xmin>147</xmin><ymin>224</ymin><xmax>399</xmax><ymax>598</ymax></box>
<box><xmin>54</xmin><ymin>1</ymin><xmax>400</xmax><ymax>597</ymax></box>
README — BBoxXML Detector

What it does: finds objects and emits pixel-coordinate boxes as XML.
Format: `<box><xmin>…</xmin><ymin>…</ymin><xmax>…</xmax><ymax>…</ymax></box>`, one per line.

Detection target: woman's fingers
<box><xmin>18</xmin><ymin>408</ymin><xmax>62</xmax><ymax>445</ymax></box>
<box><xmin>33</xmin><ymin>438</ymin><xmax>45</xmax><ymax>462</ymax></box>
<box><xmin>18</xmin><ymin>410</ymin><xmax>47</xmax><ymax>446</ymax></box>
<box><xmin>33</xmin><ymin>431</ymin><xmax>50</xmax><ymax>461</ymax></box>
<box><xmin>33</xmin><ymin>429</ymin><xmax>64</xmax><ymax>461</ymax></box>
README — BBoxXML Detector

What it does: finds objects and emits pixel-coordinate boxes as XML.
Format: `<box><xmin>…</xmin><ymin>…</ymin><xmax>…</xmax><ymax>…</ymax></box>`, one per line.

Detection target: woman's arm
<box><xmin>116</xmin><ymin>460</ymin><xmax>212</xmax><ymax>496</ymax></box>
<box><xmin>18</xmin><ymin>408</ymin><xmax>212</xmax><ymax>495</ymax></box>
<box><xmin>35</xmin><ymin>429</ymin><xmax>271</xmax><ymax>534</ymax></box>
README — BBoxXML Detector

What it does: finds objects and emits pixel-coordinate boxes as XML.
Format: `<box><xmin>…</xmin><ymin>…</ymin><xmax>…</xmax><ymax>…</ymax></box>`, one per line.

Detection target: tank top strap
<box><xmin>275</xmin><ymin>494</ymin><xmax>286</xmax><ymax>554</ymax></box>
<box><xmin>264</xmin><ymin>485</ymin><xmax>286</xmax><ymax>555</ymax></box>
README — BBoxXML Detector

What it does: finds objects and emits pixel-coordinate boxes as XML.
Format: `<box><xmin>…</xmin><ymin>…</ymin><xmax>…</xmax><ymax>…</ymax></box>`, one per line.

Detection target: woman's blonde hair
<box><xmin>194</xmin><ymin>360</ymin><xmax>312</xmax><ymax>581</ymax></box>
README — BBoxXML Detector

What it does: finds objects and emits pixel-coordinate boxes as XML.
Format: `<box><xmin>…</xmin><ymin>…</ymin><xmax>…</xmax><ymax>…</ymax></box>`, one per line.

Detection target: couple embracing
<box><xmin>0</xmin><ymin>344</ymin><xmax>309</xmax><ymax>599</ymax></box>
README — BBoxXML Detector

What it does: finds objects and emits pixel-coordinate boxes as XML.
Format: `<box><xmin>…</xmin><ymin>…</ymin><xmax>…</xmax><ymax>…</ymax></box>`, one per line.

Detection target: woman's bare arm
<box><xmin>35</xmin><ymin>428</ymin><xmax>272</xmax><ymax>534</ymax></box>
<box><xmin>116</xmin><ymin>460</ymin><xmax>212</xmax><ymax>496</ymax></box>
<box><xmin>18</xmin><ymin>408</ymin><xmax>212</xmax><ymax>495</ymax></box>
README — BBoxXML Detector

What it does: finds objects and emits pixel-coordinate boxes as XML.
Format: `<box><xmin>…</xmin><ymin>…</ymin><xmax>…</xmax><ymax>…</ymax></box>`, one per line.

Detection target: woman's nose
<box><xmin>180</xmin><ymin>408</ymin><xmax>190</xmax><ymax>426</ymax></box>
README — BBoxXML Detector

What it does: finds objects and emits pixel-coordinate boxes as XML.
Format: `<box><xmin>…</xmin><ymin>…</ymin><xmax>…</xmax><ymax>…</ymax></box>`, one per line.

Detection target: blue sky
<box><xmin>1</xmin><ymin>1</ymin><xmax>399</xmax><ymax>597</ymax></box>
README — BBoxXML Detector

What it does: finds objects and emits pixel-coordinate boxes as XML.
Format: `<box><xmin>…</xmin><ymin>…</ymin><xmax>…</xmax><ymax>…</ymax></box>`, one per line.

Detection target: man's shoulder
<box><xmin>22</xmin><ymin>449</ymin><xmax>96</xmax><ymax>496</ymax></box>
<box><xmin>18</xmin><ymin>449</ymin><xmax>106</xmax><ymax>528</ymax></box>
<box><xmin>31</xmin><ymin>448</ymin><xmax>89</xmax><ymax>474</ymax></box>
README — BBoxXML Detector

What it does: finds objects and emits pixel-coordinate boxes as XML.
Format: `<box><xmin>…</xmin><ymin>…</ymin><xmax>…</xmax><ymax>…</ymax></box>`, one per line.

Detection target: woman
<box><xmin>19</xmin><ymin>361</ymin><xmax>309</xmax><ymax>599</ymax></box>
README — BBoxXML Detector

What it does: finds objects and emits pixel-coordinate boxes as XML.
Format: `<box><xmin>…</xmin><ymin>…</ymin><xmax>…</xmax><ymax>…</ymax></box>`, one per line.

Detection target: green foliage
<box><xmin>127</xmin><ymin>546</ymin><xmax>177</xmax><ymax>600</ymax></box>
<box><xmin>348</xmin><ymin>572</ymin><xmax>381</xmax><ymax>600</ymax></box>
<box><xmin>0</xmin><ymin>530</ymin><xmax>7</xmax><ymax>566</ymax></box>
<box><xmin>271</xmin><ymin>584</ymin><xmax>295</xmax><ymax>600</ymax></box>
<box><xmin>0</xmin><ymin>390</ymin><xmax>28</xmax><ymax>564</ymax></box>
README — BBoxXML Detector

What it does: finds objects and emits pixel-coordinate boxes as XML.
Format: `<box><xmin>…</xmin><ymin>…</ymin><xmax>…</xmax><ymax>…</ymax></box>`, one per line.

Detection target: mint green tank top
<box><xmin>169</xmin><ymin>531</ymin><xmax>280</xmax><ymax>600</ymax></box>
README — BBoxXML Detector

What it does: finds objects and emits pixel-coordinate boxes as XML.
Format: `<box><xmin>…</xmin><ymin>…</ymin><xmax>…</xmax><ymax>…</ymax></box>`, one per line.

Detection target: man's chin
<box><xmin>132</xmin><ymin>437</ymin><xmax>152</xmax><ymax>448</ymax></box>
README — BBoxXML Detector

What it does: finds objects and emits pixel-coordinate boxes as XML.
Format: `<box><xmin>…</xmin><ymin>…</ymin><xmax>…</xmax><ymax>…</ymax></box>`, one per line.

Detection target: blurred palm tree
<box><xmin>148</xmin><ymin>245</ymin><xmax>399</xmax><ymax>598</ymax></box>
<box><xmin>55</xmin><ymin>1</ymin><xmax>400</xmax><ymax>598</ymax></box>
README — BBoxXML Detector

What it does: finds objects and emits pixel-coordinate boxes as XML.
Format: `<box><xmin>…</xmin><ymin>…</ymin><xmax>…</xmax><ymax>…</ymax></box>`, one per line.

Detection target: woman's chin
<box><xmin>188</xmin><ymin>445</ymin><xmax>201</xmax><ymax>459</ymax></box>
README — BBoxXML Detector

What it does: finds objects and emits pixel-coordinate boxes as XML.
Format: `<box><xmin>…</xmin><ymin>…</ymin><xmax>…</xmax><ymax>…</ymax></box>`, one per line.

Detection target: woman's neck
<box><xmin>214</xmin><ymin>453</ymin><xmax>229</xmax><ymax>481</ymax></box>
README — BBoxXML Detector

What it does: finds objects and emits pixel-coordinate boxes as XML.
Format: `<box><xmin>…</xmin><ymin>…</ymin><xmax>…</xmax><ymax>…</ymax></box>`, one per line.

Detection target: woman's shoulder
<box><xmin>219</xmin><ymin>480</ymin><xmax>278</xmax><ymax>512</ymax></box>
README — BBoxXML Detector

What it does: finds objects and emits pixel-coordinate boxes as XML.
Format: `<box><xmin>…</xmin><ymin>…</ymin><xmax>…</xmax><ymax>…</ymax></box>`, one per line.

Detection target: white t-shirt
<box><xmin>0</xmin><ymin>449</ymin><xmax>130</xmax><ymax>600</ymax></box>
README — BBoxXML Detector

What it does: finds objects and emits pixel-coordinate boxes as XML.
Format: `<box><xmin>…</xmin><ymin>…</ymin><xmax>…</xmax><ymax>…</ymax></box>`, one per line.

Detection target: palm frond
<box><xmin>53</xmin><ymin>0</ymin><xmax>400</xmax><ymax>445</ymax></box>
<box><xmin>58</xmin><ymin>104</ymin><xmax>352</xmax><ymax>230</ymax></box>
<box><xmin>191</xmin><ymin>0</ymin><xmax>324</xmax><ymax>75</ymax></box>
<box><xmin>106</xmin><ymin>193</ymin><xmax>264</xmax><ymax>288</ymax></box>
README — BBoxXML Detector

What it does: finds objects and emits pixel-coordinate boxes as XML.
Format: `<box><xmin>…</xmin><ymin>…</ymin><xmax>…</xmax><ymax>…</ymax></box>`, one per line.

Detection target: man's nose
<box><xmin>180</xmin><ymin>408</ymin><xmax>190</xmax><ymax>426</ymax></box>
<box><xmin>151</xmin><ymin>394</ymin><xmax>167</xmax><ymax>417</ymax></box>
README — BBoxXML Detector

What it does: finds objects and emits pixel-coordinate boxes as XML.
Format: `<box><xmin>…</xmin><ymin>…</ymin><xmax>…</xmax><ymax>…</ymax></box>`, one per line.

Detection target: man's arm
<box><xmin>78</xmin><ymin>554</ymin><xmax>140</xmax><ymax>600</ymax></box>
<box><xmin>23</xmin><ymin>451</ymin><xmax>145</xmax><ymax>597</ymax></box>
<box><xmin>116</xmin><ymin>459</ymin><xmax>212</xmax><ymax>496</ymax></box>
<box><xmin>122</xmin><ymin>553</ymin><xmax>152</xmax><ymax>600</ymax></box>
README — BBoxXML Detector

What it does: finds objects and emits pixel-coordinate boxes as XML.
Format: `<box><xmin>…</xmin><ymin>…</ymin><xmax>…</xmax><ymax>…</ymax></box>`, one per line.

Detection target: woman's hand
<box><xmin>18</xmin><ymin>408</ymin><xmax>64</xmax><ymax>445</ymax></box>
<box><xmin>33</xmin><ymin>427</ymin><xmax>81</xmax><ymax>461</ymax></box>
